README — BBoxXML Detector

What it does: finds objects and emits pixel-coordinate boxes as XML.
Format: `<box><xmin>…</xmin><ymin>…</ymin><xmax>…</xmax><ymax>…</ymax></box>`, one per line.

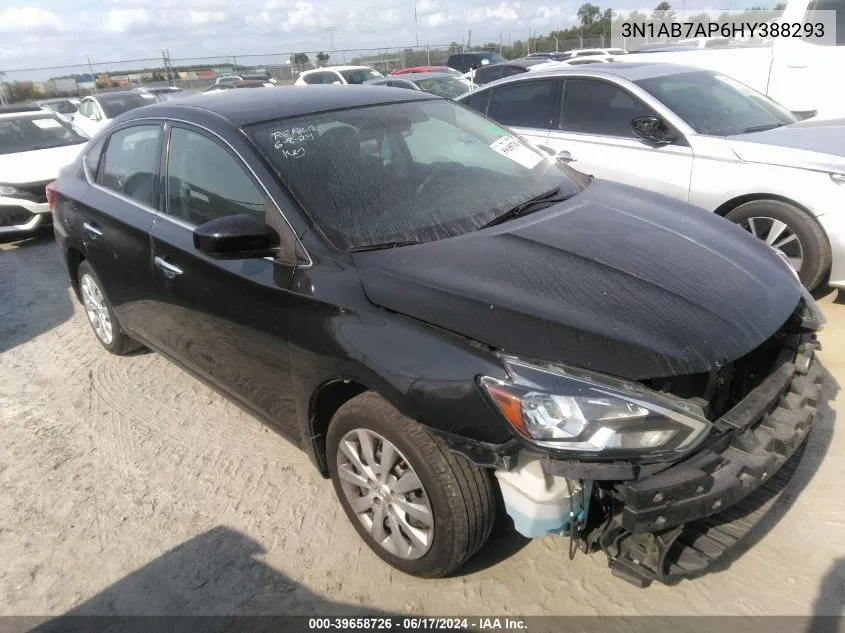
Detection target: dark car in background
<box><xmin>50</xmin><ymin>87</ymin><xmax>824</xmax><ymax>586</ymax></box>
<box><xmin>365</xmin><ymin>72</ymin><xmax>473</xmax><ymax>98</ymax></box>
<box><xmin>466</xmin><ymin>58</ymin><xmax>552</xmax><ymax>85</ymax></box>
<box><xmin>447</xmin><ymin>51</ymin><xmax>508</xmax><ymax>73</ymax></box>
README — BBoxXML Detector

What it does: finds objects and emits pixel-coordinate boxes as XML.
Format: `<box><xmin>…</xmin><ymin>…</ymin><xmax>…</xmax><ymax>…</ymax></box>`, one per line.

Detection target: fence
<box><xmin>1</xmin><ymin>38</ymin><xmax>618</xmax><ymax>102</ymax></box>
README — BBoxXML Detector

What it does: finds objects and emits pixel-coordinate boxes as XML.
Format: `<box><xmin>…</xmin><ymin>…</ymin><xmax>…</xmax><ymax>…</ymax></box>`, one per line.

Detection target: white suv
<box><xmin>0</xmin><ymin>105</ymin><xmax>88</xmax><ymax>236</ymax></box>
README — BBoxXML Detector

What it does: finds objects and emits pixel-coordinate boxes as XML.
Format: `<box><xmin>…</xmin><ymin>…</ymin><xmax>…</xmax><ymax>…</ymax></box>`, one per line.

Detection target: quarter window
<box><xmin>100</xmin><ymin>125</ymin><xmax>162</xmax><ymax>206</ymax></box>
<box><xmin>166</xmin><ymin>127</ymin><xmax>265</xmax><ymax>226</ymax></box>
<box><xmin>561</xmin><ymin>79</ymin><xmax>653</xmax><ymax>137</ymax></box>
<box><xmin>487</xmin><ymin>80</ymin><xmax>555</xmax><ymax>129</ymax></box>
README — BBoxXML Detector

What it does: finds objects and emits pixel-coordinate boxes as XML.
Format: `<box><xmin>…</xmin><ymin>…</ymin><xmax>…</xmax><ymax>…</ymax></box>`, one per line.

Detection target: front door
<box><xmin>147</xmin><ymin>123</ymin><xmax>301</xmax><ymax>435</ymax></box>
<box><xmin>546</xmin><ymin>77</ymin><xmax>694</xmax><ymax>203</ymax></box>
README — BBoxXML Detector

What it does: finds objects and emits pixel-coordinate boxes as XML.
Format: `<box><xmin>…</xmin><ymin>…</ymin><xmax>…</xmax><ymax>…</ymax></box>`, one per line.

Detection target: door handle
<box><xmin>154</xmin><ymin>256</ymin><xmax>183</xmax><ymax>278</ymax></box>
<box><xmin>82</xmin><ymin>221</ymin><xmax>102</xmax><ymax>237</ymax></box>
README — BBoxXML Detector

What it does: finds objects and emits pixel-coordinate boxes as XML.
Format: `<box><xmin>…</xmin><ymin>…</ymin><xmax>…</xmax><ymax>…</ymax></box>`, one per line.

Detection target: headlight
<box><xmin>479</xmin><ymin>357</ymin><xmax>711</xmax><ymax>461</ymax></box>
<box><xmin>0</xmin><ymin>185</ymin><xmax>22</xmax><ymax>197</ymax></box>
<box><xmin>830</xmin><ymin>173</ymin><xmax>845</xmax><ymax>185</ymax></box>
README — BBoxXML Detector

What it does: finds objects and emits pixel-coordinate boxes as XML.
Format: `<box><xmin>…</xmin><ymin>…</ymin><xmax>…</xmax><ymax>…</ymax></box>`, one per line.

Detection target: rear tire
<box><xmin>327</xmin><ymin>392</ymin><xmax>496</xmax><ymax>578</ymax></box>
<box><xmin>725</xmin><ymin>199</ymin><xmax>830</xmax><ymax>290</ymax></box>
<box><xmin>78</xmin><ymin>261</ymin><xmax>142</xmax><ymax>355</ymax></box>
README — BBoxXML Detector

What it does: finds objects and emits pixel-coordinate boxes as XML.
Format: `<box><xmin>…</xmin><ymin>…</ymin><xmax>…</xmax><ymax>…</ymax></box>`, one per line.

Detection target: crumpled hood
<box><xmin>728</xmin><ymin>118</ymin><xmax>845</xmax><ymax>174</ymax></box>
<box><xmin>0</xmin><ymin>143</ymin><xmax>86</xmax><ymax>185</ymax></box>
<box><xmin>354</xmin><ymin>180</ymin><xmax>802</xmax><ymax>380</ymax></box>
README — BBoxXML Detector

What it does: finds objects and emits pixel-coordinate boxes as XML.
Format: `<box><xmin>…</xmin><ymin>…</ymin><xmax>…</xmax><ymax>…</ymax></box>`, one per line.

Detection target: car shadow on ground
<box><xmin>667</xmin><ymin>363</ymin><xmax>839</xmax><ymax>585</ymax></box>
<box><xmin>0</xmin><ymin>230</ymin><xmax>75</xmax><ymax>354</ymax></box>
<box><xmin>17</xmin><ymin>526</ymin><xmax>409</xmax><ymax>633</ymax></box>
<box><xmin>808</xmin><ymin>558</ymin><xmax>845</xmax><ymax>633</ymax></box>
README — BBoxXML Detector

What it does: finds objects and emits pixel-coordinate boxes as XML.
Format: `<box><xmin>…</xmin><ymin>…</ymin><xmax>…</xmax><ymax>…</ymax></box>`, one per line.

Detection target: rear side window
<box><xmin>100</xmin><ymin>125</ymin><xmax>162</xmax><ymax>207</ymax></box>
<box><xmin>561</xmin><ymin>79</ymin><xmax>653</xmax><ymax>137</ymax></box>
<box><xmin>305</xmin><ymin>71</ymin><xmax>339</xmax><ymax>85</ymax></box>
<box><xmin>462</xmin><ymin>90</ymin><xmax>490</xmax><ymax>114</ymax></box>
<box><xmin>166</xmin><ymin>127</ymin><xmax>265</xmax><ymax>226</ymax></box>
<box><xmin>804</xmin><ymin>0</ymin><xmax>845</xmax><ymax>45</ymax></box>
<box><xmin>474</xmin><ymin>66</ymin><xmax>502</xmax><ymax>85</ymax></box>
<box><xmin>487</xmin><ymin>80</ymin><xmax>555</xmax><ymax>129</ymax></box>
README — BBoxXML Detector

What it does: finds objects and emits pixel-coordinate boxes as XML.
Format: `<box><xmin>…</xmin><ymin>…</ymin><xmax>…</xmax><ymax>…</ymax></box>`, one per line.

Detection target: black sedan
<box><xmin>51</xmin><ymin>87</ymin><xmax>824</xmax><ymax>583</ymax></box>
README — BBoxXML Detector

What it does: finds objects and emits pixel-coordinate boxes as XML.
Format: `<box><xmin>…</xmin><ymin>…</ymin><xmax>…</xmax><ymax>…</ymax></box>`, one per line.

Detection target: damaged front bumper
<box><xmin>600</xmin><ymin>340</ymin><xmax>822</xmax><ymax>587</ymax></box>
<box><xmin>445</xmin><ymin>337</ymin><xmax>824</xmax><ymax>586</ymax></box>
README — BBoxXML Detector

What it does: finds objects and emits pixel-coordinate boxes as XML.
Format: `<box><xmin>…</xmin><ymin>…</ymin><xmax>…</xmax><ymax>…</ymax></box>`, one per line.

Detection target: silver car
<box><xmin>457</xmin><ymin>62</ymin><xmax>845</xmax><ymax>290</ymax></box>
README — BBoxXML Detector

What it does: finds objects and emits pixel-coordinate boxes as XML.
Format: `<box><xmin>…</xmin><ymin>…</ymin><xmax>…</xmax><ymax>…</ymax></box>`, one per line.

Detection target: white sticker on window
<box><xmin>489</xmin><ymin>135</ymin><xmax>542</xmax><ymax>170</ymax></box>
<box><xmin>32</xmin><ymin>118</ymin><xmax>63</xmax><ymax>129</ymax></box>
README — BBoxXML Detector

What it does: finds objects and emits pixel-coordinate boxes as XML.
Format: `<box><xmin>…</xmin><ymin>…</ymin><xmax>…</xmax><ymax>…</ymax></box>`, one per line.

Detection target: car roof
<box><xmin>301</xmin><ymin>66</ymin><xmax>375</xmax><ymax>74</ymax></box>
<box><xmin>501</xmin><ymin>61</ymin><xmax>710</xmax><ymax>82</ymax></box>
<box><xmin>0</xmin><ymin>104</ymin><xmax>48</xmax><ymax>118</ymax></box>
<box><xmin>119</xmin><ymin>85</ymin><xmax>439</xmax><ymax>126</ymax></box>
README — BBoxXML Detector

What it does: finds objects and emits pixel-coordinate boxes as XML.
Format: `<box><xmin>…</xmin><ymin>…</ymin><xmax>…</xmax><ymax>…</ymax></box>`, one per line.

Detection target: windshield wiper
<box><xmin>348</xmin><ymin>240</ymin><xmax>423</xmax><ymax>252</ymax></box>
<box><xmin>480</xmin><ymin>187</ymin><xmax>568</xmax><ymax>229</ymax></box>
<box><xmin>743</xmin><ymin>123</ymin><xmax>784</xmax><ymax>133</ymax></box>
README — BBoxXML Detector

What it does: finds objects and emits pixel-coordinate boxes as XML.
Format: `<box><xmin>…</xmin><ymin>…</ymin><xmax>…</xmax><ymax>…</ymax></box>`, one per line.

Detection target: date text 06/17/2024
<box><xmin>307</xmin><ymin>617</ymin><xmax>529</xmax><ymax>630</ymax></box>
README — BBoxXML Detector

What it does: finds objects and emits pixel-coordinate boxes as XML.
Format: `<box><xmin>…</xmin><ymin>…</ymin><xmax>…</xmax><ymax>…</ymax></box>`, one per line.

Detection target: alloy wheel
<box><xmin>336</xmin><ymin>428</ymin><xmax>434</xmax><ymax>560</ymax></box>
<box><xmin>80</xmin><ymin>273</ymin><xmax>113</xmax><ymax>345</ymax></box>
<box><xmin>741</xmin><ymin>216</ymin><xmax>804</xmax><ymax>273</ymax></box>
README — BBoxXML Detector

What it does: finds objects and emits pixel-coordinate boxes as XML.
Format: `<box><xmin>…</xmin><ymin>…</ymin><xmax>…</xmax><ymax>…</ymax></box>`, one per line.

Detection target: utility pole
<box><xmin>426</xmin><ymin>42</ymin><xmax>431</xmax><ymax>65</ymax></box>
<box><xmin>162</xmin><ymin>50</ymin><xmax>171</xmax><ymax>86</ymax></box>
<box><xmin>414</xmin><ymin>0</ymin><xmax>419</xmax><ymax>46</ymax></box>
<box><xmin>87</xmin><ymin>55</ymin><xmax>98</xmax><ymax>94</ymax></box>
<box><xmin>467</xmin><ymin>29</ymin><xmax>472</xmax><ymax>50</ymax></box>
<box><xmin>232</xmin><ymin>55</ymin><xmax>238</xmax><ymax>71</ymax></box>
<box><xmin>500</xmin><ymin>28</ymin><xmax>503</xmax><ymax>53</ymax></box>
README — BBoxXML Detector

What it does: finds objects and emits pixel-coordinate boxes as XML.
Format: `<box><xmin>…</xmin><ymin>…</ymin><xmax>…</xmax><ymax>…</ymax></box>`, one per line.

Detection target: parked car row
<box><xmin>455</xmin><ymin>62</ymin><xmax>845</xmax><ymax>291</ymax></box>
<box><xmin>45</xmin><ymin>86</ymin><xmax>826</xmax><ymax>588</ymax></box>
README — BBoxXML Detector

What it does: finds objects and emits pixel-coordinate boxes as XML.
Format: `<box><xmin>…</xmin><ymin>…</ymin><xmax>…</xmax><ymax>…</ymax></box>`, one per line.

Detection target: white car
<box><xmin>72</xmin><ymin>91</ymin><xmax>158</xmax><ymax>137</ymax></box>
<box><xmin>294</xmin><ymin>66</ymin><xmax>383</xmax><ymax>86</ymax></box>
<box><xmin>457</xmin><ymin>62</ymin><xmax>845</xmax><ymax>290</ymax></box>
<box><xmin>36</xmin><ymin>98</ymin><xmax>79</xmax><ymax>124</ymax></box>
<box><xmin>0</xmin><ymin>105</ymin><xmax>88</xmax><ymax>236</ymax></box>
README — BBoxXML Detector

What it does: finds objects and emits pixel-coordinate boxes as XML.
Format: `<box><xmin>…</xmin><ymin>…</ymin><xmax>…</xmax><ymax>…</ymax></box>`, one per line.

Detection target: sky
<box><xmin>1</xmin><ymin>0</ymin><xmax>759</xmax><ymax>80</ymax></box>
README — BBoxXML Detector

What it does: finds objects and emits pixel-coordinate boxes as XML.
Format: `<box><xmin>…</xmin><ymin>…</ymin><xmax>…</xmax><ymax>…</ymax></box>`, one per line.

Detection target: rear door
<box><xmin>146</xmin><ymin>122</ymin><xmax>300</xmax><ymax>433</ymax></box>
<box><xmin>546</xmin><ymin>77</ymin><xmax>694</xmax><ymax>202</ymax></box>
<box><xmin>75</xmin><ymin>122</ymin><xmax>163</xmax><ymax>339</ymax></box>
<box><xmin>482</xmin><ymin>78</ymin><xmax>558</xmax><ymax>148</ymax></box>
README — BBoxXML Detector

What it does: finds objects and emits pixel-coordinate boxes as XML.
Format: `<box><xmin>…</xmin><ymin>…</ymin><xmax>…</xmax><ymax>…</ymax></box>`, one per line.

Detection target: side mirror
<box><xmin>631</xmin><ymin>115</ymin><xmax>676</xmax><ymax>145</ymax></box>
<box><xmin>193</xmin><ymin>213</ymin><xmax>281</xmax><ymax>259</ymax></box>
<box><xmin>332</xmin><ymin>80</ymin><xmax>342</xmax><ymax>85</ymax></box>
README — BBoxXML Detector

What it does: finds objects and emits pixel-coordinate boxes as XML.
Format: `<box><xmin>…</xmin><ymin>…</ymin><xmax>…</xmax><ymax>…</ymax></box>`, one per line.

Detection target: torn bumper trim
<box><xmin>620</xmin><ymin>344</ymin><xmax>821</xmax><ymax>535</ymax></box>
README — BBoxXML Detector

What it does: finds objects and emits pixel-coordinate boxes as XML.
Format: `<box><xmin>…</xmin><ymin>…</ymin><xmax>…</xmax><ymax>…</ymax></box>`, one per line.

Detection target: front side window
<box><xmin>0</xmin><ymin>114</ymin><xmax>87</xmax><ymax>155</ymax></box>
<box><xmin>488</xmin><ymin>80</ymin><xmax>555</xmax><ymax>129</ymax></box>
<box><xmin>462</xmin><ymin>90</ymin><xmax>490</xmax><ymax>114</ymax></box>
<box><xmin>635</xmin><ymin>70</ymin><xmax>796</xmax><ymax>136</ymax></box>
<box><xmin>247</xmin><ymin>99</ymin><xmax>584</xmax><ymax>250</ymax></box>
<box><xmin>561</xmin><ymin>78</ymin><xmax>653</xmax><ymax>137</ymax></box>
<box><xmin>100</xmin><ymin>125</ymin><xmax>162</xmax><ymax>206</ymax></box>
<box><xmin>79</xmin><ymin>100</ymin><xmax>94</xmax><ymax>118</ymax></box>
<box><xmin>166</xmin><ymin>127</ymin><xmax>265</xmax><ymax>226</ymax></box>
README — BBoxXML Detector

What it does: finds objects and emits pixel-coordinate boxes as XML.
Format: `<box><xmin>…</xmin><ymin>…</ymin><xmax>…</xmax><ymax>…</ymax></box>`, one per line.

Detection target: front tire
<box><xmin>78</xmin><ymin>261</ymin><xmax>142</xmax><ymax>355</ymax></box>
<box><xmin>327</xmin><ymin>392</ymin><xmax>496</xmax><ymax>578</ymax></box>
<box><xmin>726</xmin><ymin>199</ymin><xmax>831</xmax><ymax>290</ymax></box>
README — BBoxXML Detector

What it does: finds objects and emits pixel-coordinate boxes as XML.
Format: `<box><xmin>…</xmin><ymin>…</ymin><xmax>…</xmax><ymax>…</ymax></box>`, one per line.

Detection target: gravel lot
<box><xmin>1</xmin><ymin>233</ymin><xmax>843</xmax><ymax>617</ymax></box>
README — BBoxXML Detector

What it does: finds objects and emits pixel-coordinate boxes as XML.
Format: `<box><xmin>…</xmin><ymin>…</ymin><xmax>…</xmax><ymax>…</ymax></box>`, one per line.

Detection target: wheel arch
<box><xmin>308</xmin><ymin>378</ymin><xmax>371</xmax><ymax>476</ymax></box>
<box><xmin>713</xmin><ymin>193</ymin><xmax>815</xmax><ymax>218</ymax></box>
<box><xmin>66</xmin><ymin>247</ymin><xmax>86</xmax><ymax>301</ymax></box>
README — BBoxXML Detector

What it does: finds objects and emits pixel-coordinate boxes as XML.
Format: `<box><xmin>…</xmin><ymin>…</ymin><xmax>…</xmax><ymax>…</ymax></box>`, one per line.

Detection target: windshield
<box><xmin>0</xmin><ymin>114</ymin><xmax>87</xmax><ymax>155</ymax></box>
<box><xmin>479</xmin><ymin>52</ymin><xmax>507</xmax><ymax>64</ymax></box>
<box><xmin>340</xmin><ymin>68</ymin><xmax>382</xmax><ymax>84</ymax></box>
<box><xmin>635</xmin><ymin>70</ymin><xmax>797</xmax><ymax>136</ymax></box>
<box><xmin>413</xmin><ymin>77</ymin><xmax>471</xmax><ymax>99</ymax></box>
<box><xmin>43</xmin><ymin>100</ymin><xmax>77</xmax><ymax>114</ymax></box>
<box><xmin>247</xmin><ymin>99</ymin><xmax>584</xmax><ymax>250</ymax></box>
<box><xmin>98</xmin><ymin>93</ymin><xmax>157</xmax><ymax>118</ymax></box>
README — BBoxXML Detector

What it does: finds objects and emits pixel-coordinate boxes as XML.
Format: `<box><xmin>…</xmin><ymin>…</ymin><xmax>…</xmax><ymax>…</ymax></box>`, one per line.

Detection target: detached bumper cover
<box><xmin>599</xmin><ymin>340</ymin><xmax>823</xmax><ymax>586</ymax></box>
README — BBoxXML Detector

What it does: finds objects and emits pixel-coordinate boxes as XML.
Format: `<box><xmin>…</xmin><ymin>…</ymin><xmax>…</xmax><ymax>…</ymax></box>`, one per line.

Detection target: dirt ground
<box><xmin>1</xmin><ymin>233</ymin><xmax>843</xmax><ymax>617</ymax></box>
